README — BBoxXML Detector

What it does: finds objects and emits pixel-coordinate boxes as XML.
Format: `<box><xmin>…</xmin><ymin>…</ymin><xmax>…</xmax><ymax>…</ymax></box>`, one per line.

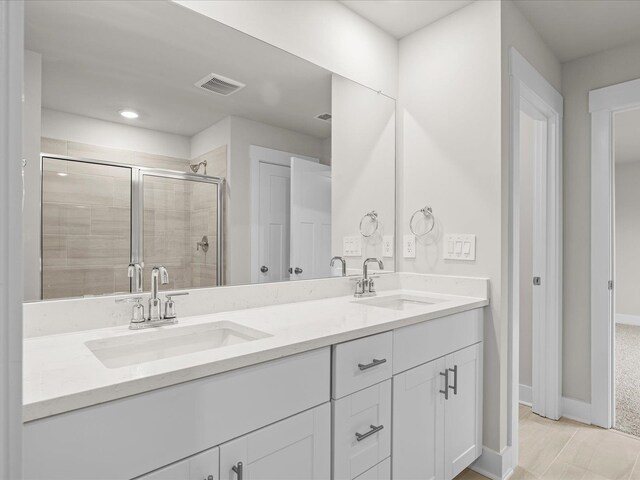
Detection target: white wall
<box><xmin>398</xmin><ymin>0</ymin><xmax>504</xmax><ymax>451</ymax></box>
<box><xmin>331</xmin><ymin>75</ymin><xmax>395</xmax><ymax>273</ymax></box>
<box><xmin>519</xmin><ymin>112</ymin><xmax>536</xmax><ymax>389</ymax></box>
<box><xmin>190</xmin><ymin>117</ymin><xmax>231</xmax><ymax>159</ymax></box>
<box><xmin>615</xmin><ymin>161</ymin><xmax>640</xmax><ymax>317</ymax></box>
<box><xmin>227</xmin><ymin>115</ymin><xmax>325</xmax><ymax>285</ymax></box>
<box><xmin>41</xmin><ymin>109</ymin><xmax>191</xmax><ymax>160</ymax></box>
<box><xmin>23</xmin><ymin>50</ymin><xmax>42</xmax><ymax>302</ymax></box>
<box><xmin>562</xmin><ymin>38</ymin><xmax>640</xmax><ymax>403</ymax></box>
<box><xmin>172</xmin><ymin>0</ymin><xmax>398</xmax><ymax>98</ymax></box>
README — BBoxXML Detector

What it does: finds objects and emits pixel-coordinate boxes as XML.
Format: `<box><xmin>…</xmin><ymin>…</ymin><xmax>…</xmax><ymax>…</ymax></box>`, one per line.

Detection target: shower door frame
<box><xmin>40</xmin><ymin>153</ymin><xmax>225</xmax><ymax>296</ymax></box>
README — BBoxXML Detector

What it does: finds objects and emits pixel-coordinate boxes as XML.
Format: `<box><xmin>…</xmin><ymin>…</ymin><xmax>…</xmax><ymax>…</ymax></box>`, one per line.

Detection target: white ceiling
<box><xmin>25</xmin><ymin>1</ymin><xmax>331</xmax><ymax>138</ymax></box>
<box><xmin>515</xmin><ymin>0</ymin><xmax>640</xmax><ymax>63</ymax></box>
<box><xmin>615</xmin><ymin>109</ymin><xmax>640</xmax><ymax>164</ymax></box>
<box><xmin>340</xmin><ymin>0</ymin><xmax>473</xmax><ymax>39</ymax></box>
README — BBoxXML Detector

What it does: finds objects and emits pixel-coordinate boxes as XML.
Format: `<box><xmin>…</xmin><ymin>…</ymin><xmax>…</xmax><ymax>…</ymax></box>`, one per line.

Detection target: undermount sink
<box><xmin>355</xmin><ymin>294</ymin><xmax>445</xmax><ymax>311</ymax></box>
<box><xmin>85</xmin><ymin>321</ymin><xmax>271</xmax><ymax>368</ymax></box>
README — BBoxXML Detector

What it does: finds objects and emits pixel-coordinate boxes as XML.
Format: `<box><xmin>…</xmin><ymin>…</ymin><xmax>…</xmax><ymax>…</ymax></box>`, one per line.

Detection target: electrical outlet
<box><xmin>403</xmin><ymin>234</ymin><xmax>416</xmax><ymax>258</ymax></box>
<box><xmin>383</xmin><ymin>235</ymin><xmax>394</xmax><ymax>258</ymax></box>
<box><xmin>343</xmin><ymin>236</ymin><xmax>362</xmax><ymax>257</ymax></box>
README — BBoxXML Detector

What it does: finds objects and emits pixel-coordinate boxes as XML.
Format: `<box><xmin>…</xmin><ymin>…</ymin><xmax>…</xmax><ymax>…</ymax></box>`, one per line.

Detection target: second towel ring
<box><xmin>360</xmin><ymin>211</ymin><xmax>379</xmax><ymax>237</ymax></box>
<box><xmin>410</xmin><ymin>206</ymin><xmax>435</xmax><ymax>237</ymax></box>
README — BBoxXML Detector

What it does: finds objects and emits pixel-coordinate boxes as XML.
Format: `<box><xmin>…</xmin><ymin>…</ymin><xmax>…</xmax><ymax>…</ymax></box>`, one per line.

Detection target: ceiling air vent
<box><xmin>195</xmin><ymin>73</ymin><xmax>245</xmax><ymax>96</ymax></box>
<box><xmin>316</xmin><ymin>113</ymin><xmax>332</xmax><ymax>122</ymax></box>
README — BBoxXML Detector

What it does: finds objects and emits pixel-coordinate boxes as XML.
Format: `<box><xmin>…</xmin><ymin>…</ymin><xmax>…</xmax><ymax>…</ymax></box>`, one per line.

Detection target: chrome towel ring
<box><xmin>410</xmin><ymin>206</ymin><xmax>435</xmax><ymax>237</ymax></box>
<box><xmin>360</xmin><ymin>211</ymin><xmax>379</xmax><ymax>237</ymax></box>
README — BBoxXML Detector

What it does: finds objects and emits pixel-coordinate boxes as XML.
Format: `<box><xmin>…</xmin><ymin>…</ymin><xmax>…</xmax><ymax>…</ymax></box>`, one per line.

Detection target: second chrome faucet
<box><xmin>354</xmin><ymin>258</ymin><xmax>384</xmax><ymax>298</ymax></box>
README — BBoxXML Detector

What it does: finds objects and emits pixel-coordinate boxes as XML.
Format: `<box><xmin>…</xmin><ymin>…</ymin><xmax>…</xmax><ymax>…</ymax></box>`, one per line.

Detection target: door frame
<box><xmin>507</xmin><ymin>48</ymin><xmax>563</xmax><ymax>465</ymax></box>
<box><xmin>0</xmin><ymin>0</ymin><xmax>24</xmax><ymax>477</ymax></box>
<box><xmin>589</xmin><ymin>77</ymin><xmax>640</xmax><ymax>428</ymax></box>
<box><xmin>249</xmin><ymin>145</ymin><xmax>318</xmax><ymax>283</ymax></box>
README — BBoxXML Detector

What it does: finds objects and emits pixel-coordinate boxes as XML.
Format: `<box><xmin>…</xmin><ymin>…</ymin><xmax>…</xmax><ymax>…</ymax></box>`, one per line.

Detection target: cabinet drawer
<box><xmin>333</xmin><ymin>379</ymin><xmax>391</xmax><ymax>480</ymax></box>
<box><xmin>353</xmin><ymin>458</ymin><xmax>391</xmax><ymax>480</ymax></box>
<box><xmin>393</xmin><ymin>308</ymin><xmax>482</xmax><ymax>373</ymax></box>
<box><xmin>332</xmin><ymin>332</ymin><xmax>392</xmax><ymax>399</ymax></box>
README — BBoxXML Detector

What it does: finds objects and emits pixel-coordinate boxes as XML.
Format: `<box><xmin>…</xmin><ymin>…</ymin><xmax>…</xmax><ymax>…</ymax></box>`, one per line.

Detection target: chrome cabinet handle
<box><xmin>449</xmin><ymin>365</ymin><xmax>458</xmax><ymax>395</ymax></box>
<box><xmin>440</xmin><ymin>370</ymin><xmax>449</xmax><ymax>400</ymax></box>
<box><xmin>260</xmin><ymin>266</ymin><xmax>268</xmax><ymax>273</ymax></box>
<box><xmin>232</xmin><ymin>461</ymin><xmax>243</xmax><ymax>480</ymax></box>
<box><xmin>294</xmin><ymin>267</ymin><xmax>303</xmax><ymax>274</ymax></box>
<box><xmin>358</xmin><ymin>358</ymin><xmax>387</xmax><ymax>371</ymax></box>
<box><xmin>355</xmin><ymin>424</ymin><xmax>384</xmax><ymax>441</ymax></box>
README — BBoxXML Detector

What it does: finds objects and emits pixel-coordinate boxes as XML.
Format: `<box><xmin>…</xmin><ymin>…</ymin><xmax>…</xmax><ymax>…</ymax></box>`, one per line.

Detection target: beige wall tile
<box><xmin>113</xmin><ymin>179</ymin><xmax>131</xmax><ymax>208</ymax></box>
<box><xmin>66</xmin><ymin>235</ymin><xmax>129</xmax><ymax>267</ymax></box>
<box><xmin>42</xmin><ymin>267</ymin><xmax>116</xmax><ymax>299</ymax></box>
<box><xmin>42</xmin><ymin>156</ymin><xmax>68</xmax><ymax>173</ymax></box>
<box><xmin>41</xmin><ymin>137</ymin><xmax>68</xmax><ymax>156</ymax></box>
<box><xmin>67</xmin><ymin>160</ymin><xmax>131</xmax><ymax>180</ymax></box>
<box><xmin>134</xmin><ymin>152</ymin><xmax>189</xmax><ymax>171</ymax></box>
<box><xmin>66</xmin><ymin>141</ymin><xmax>134</xmax><ymax>164</ymax></box>
<box><xmin>42</xmin><ymin>171</ymin><xmax>114</xmax><ymax>206</ymax></box>
<box><xmin>42</xmin><ymin>204</ymin><xmax>91</xmax><ymax>235</ymax></box>
<box><xmin>91</xmin><ymin>206</ymin><xmax>130</xmax><ymax>236</ymax></box>
<box><xmin>42</xmin><ymin>235</ymin><xmax>67</xmax><ymax>267</ymax></box>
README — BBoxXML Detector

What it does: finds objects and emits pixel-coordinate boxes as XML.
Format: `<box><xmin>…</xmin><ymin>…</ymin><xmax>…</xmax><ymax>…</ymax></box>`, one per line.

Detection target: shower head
<box><xmin>190</xmin><ymin>160</ymin><xmax>207</xmax><ymax>175</ymax></box>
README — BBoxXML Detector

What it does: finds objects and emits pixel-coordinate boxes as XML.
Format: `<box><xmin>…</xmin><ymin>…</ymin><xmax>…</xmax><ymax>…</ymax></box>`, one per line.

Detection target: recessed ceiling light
<box><xmin>119</xmin><ymin>109</ymin><xmax>139</xmax><ymax>119</ymax></box>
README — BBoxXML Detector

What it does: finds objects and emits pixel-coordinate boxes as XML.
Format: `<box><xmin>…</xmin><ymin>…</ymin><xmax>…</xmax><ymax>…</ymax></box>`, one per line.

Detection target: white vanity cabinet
<box><xmin>220</xmin><ymin>403</ymin><xmax>330</xmax><ymax>480</ymax></box>
<box><xmin>393</xmin><ymin>342</ymin><xmax>483</xmax><ymax>480</ymax></box>
<box><xmin>138</xmin><ymin>447</ymin><xmax>219</xmax><ymax>480</ymax></box>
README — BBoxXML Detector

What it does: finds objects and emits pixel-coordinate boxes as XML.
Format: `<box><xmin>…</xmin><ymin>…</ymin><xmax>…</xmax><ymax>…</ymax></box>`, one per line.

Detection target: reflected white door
<box><xmin>258</xmin><ymin>162</ymin><xmax>291</xmax><ymax>283</ymax></box>
<box><xmin>290</xmin><ymin>158</ymin><xmax>331</xmax><ymax>281</ymax></box>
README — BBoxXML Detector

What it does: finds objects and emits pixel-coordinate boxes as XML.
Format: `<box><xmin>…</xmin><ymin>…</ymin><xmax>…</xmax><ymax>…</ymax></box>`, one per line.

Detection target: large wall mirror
<box><xmin>23</xmin><ymin>1</ymin><xmax>396</xmax><ymax>302</ymax></box>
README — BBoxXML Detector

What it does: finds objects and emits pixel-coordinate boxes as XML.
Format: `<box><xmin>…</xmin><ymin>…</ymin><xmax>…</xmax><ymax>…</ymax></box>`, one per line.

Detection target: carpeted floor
<box><xmin>615</xmin><ymin>323</ymin><xmax>640</xmax><ymax>437</ymax></box>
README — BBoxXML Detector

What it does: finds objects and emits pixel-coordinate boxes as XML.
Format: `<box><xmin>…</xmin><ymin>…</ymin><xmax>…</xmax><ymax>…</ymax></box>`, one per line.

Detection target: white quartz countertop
<box><xmin>23</xmin><ymin>289</ymin><xmax>488</xmax><ymax>422</ymax></box>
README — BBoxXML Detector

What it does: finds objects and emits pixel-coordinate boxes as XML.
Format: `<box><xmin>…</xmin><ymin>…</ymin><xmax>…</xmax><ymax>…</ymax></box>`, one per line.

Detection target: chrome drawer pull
<box><xmin>232</xmin><ymin>461</ymin><xmax>243</xmax><ymax>480</ymax></box>
<box><xmin>355</xmin><ymin>424</ymin><xmax>384</xmax><ymax>441</ymax></box>
<box><xmin>358</xmin><ymin>358</ymin><xmax>387</xmax><ymax>371</ymax></box>
<box><xmin>449</xmin><ymin>365</ymin><xmax>458</xmax><ymax>395</ymax></box>
<box><xmin>440</xmin><ymin>370</ymin><xmax>449</xmax><ymax>400</ymax></box>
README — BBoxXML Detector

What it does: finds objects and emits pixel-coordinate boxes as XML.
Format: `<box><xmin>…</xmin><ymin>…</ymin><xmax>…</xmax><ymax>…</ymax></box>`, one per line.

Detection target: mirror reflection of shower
<box><xmin>190</xmin><ymin>160</ymin><xmax>207</xmax><ymax>174</ymax></box>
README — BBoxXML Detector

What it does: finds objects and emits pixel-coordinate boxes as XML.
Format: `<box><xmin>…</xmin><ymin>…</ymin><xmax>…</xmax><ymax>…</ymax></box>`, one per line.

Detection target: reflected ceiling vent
<box><xmin>195</xmin><ymin>73</ymin><xmax>245</xmax><ymax>96</ymax></box>
<box><xmin>315</xmin><ymin>113</ymin><xmax>332</xmax><ymax>123</ymax></box>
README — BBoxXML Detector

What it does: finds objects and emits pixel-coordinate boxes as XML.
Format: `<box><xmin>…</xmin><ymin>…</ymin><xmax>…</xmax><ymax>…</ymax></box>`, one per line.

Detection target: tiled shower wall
<box><xmin>40</xmin><ymin>137</ymin><xmax>227</xmax><ymax>299</ymax></box>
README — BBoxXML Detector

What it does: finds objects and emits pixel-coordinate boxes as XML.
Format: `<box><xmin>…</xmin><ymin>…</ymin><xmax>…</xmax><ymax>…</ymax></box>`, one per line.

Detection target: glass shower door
<box><xmin>139</xmin><ymin>172</ymin><xmax>222</xmax><ymax>292</ymax></box>
<box><xmin>41</xmin><ymin>157</ymin><xmax>132</xmax><ymax>299</ymax></box>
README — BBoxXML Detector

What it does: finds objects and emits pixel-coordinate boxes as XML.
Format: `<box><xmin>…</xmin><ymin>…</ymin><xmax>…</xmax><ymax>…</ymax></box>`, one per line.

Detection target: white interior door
<box><xmin>290</xmin><ymin>157</ymin><xmax>331</xmax><ymax>281</ymax></box>
<box><xmin>258</xmin><ymin>162</ymin><xmax>291</xmax><ymax>283</ymax></box>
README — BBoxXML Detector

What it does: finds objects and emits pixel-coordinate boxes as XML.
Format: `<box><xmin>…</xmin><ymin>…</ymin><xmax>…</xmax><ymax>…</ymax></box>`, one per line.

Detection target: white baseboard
<box><xmin>519</xmin><ymin>384</ymin><xmax>532</xmax><ymax>406</ymax></box>
<box><xmin>561</xmin><ymin>396</ymin><xmax>592</xmax><ymax>424</ymax></box>
<box><xmin>470</xmin><ymin>446</ymin><xmax>514</xmax><ymax>480</ymax></box>
<box><xmin>616</xmin><ymin>314</ymin><xmax>640</xmax><ymax>326</ymax></box>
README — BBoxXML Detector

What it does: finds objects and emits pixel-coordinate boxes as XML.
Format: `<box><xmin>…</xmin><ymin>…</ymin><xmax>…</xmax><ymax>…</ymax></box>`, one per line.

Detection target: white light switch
<box><xmin>444</xmin><ymin>234</ymin><xmax>476</xmax><ymax>261</ymax></box>
<box><xmin>383</xmin><ymin>235</ymin><xmax>394</xmax><ymax>258</ymax></box>
<box><xmin>403</xmin><ymin>234</ymin><xmax>416</xmax><ymax>258</ymax></box>
<box><xmin>343</xmin><ymin>236</ymin><xmax>362</xmax><ymax>257</ymax></box>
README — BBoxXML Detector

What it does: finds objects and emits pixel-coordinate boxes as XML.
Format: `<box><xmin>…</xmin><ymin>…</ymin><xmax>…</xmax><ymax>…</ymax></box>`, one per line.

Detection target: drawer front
<box><xmin>332</xmin><ymin>332</ymin><xmax>393</xmax><ymax>399</ymax></box>
<box><xmin>353</xmin><ymin>458</ymin><xmax>391</xmax><ymax>480</ymax></box>
<box><xmin>393</xmin><ymin>308</ymin><xmax>483</xmax><ymax>373</ymax></box>
<box><xmin>333</xmin><ymin>379</ymin><xmax>391</xmax><ymax>480</ymax></box>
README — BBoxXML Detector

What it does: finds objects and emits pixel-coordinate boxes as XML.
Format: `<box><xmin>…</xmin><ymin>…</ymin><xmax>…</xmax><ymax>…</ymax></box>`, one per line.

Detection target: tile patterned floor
<box><xmin>455</xmin><ymin>404</ymin><xmax>640</xmax><ymax>480</ymax></box>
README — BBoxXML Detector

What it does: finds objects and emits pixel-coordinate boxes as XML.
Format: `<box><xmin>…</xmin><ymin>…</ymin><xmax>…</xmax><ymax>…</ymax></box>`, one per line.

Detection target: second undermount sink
<box><xmin>355</xmin><ymin>294</ymin><xmax>445</xmax><ymax>311</ymax></box>
<box><xmin>85</xmin><ymin>321</ymin><xmax>271</xmax><ymax>369</ymax></box>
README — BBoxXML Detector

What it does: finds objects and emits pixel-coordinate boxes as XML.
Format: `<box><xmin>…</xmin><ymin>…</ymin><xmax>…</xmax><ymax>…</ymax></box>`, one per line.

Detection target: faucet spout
<box><xmin>149</xmin><ymin>266</ymin><xmax>169</xmax><ymax>321</ymax></box>
<box><xmin>363</xmin><ymin>257</ymin><xmax>384</xmax><ymax>280</ymax></box>
<box><xmin>330</xmin><ymin>256</ymin><xmax>347</xmax><ymax>277</ymax></box>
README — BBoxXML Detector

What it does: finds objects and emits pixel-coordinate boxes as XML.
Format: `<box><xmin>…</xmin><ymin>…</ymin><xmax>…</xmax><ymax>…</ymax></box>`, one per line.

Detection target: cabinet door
<box><xmin>353</xmin><ymin>458</ymin><xmax>390</xmax><ymax>480</ymax></box>
<box><xmin>444</xmin><ymin>343</ymin><xmax>483</xmax><ymax>480</ymax></box>
<box><xmin>220</xmin><ymin>403</ymin><xmax>330</xmax><ymax>480</ymax></box>
<box><xmin>137</xmin><ymin>459</ymin><xmax>190</xmax><ymax>480</ymax></box>
<box><xmin>190</xmin><ymin>447</ymin><xmax>219</xmax><ymax>480</ymax></box>
<box><xmin>392</xmin><ymin>357</ymin><xmax>445</xmax><ymax>480</ymax></box>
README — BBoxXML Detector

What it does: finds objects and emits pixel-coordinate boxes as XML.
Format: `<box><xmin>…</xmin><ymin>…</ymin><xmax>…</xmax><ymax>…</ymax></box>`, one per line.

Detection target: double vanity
<box><xmin>22</xmin><ymin>273</ymin><xmax>487</xmax><ymax>480</ymax></box>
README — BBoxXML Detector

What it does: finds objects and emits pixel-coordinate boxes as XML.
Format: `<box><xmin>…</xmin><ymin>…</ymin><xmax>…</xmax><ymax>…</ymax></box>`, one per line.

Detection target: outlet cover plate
<box><xmin>403</xmin><ymin>234</ymin><xmax>416</xmax><ymax>258</ymax></box>
<box><xmin>343</xmin><ymin>236</ymin><xmax>362</xmax><ymax>257</ymax></box>
<box><xmin>444</xmin><ymin>234</ymin><xmax>476</xmax><ymax>261</ymax></box>
<box><xmin>383</xmin><ymin>235</ymin><xmax>394</xmax><ymax>258</ymax></box>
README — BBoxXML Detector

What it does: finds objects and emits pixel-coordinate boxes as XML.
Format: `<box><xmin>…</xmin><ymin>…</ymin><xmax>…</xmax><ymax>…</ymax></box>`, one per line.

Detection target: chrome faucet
<box><xmin>355</xmin><ymin>258</ymin><xmax>384</xmax><ymax>298</ymax></box>
<box><xmin>149</xmin><ymin>266</ymin><xmax>169</xmax><ymax>321</ymax></box>
<box><xmin>330</xmin><ymin>256</ymin><xmax>347</xmax><ymax>277</ymax></box>
<box><xmin>127</xmin><ymin>263</ymin><xmax>143</xmax><ymax>293</ymax></box>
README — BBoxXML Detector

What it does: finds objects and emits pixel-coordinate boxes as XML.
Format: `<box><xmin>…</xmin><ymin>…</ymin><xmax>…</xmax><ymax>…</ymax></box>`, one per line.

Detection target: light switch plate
<box><xmin>444</xmin><ymin>234</ymin><xmax>476</xmax><ymax>261</ymax></box>
<box><xmin>343</xmin><ymin>236</ymin><xmax>362</xmax><ymax>257</ymax></box>
<box><xmin>403</xmin><ymin>234</ymin><xmax>416</xmax><ymax>258</ymax></box>
<box><xmin>383</xmin><ymin>235</ymin><xmax>394</xmax><ymax>258</ymax></box>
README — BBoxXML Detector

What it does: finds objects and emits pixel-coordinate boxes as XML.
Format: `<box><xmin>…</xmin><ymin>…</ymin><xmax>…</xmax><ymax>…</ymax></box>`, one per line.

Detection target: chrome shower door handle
<box><xmin>449</xmin><ymin>365</ymin><xmax>458</xmax><ymax>395</ymax></box>
<box><xmin>232</xmin><ymin>461</ymin><xmax>243</xmax><ymax>480</ymax></box>
<box><xmin>440</xmin><ymin>370</ymin><xmax>449</xmax><ymax>400</ymax></box>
